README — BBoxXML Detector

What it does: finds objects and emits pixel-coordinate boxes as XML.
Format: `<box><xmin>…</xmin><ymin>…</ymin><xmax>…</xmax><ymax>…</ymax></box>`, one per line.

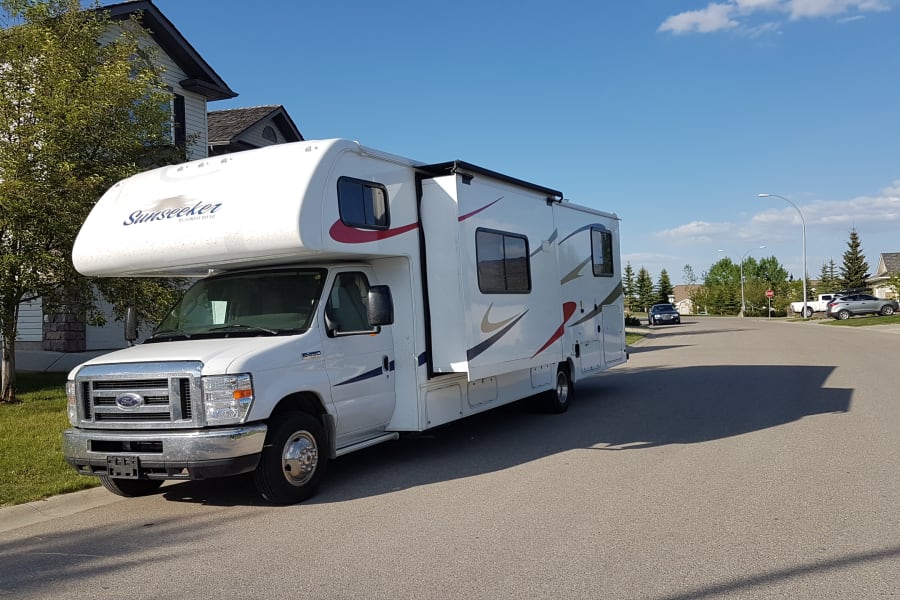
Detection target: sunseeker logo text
<box><xmin>123</xmin><ymin>201</ymin><xmax>223</xmax><ymax>226</ymax></box>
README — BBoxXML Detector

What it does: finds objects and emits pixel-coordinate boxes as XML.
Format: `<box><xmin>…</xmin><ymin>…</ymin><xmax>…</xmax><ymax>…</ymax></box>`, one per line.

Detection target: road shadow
<box><xmin>156</xmin><ymin>363</ymin><xmax>850</xmax><ymax>507</ymax></box>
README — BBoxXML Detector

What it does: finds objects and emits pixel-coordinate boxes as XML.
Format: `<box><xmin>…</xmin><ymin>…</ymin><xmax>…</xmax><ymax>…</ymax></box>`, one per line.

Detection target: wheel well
<box><xmin>270</xmin><ymin>393</ymin><xmax>335</xmax><ymax>457</ymax></box>
<box><xmin>271</xmin><ymin>392</ymin><xmax>327</xmax><ymax>421</ymax></box>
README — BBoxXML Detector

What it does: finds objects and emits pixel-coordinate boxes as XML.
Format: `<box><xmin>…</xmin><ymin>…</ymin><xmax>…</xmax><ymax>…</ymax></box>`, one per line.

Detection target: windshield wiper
<box><xmin>147</xmin><ymin>329</ymin><xmax>191</xmax><ymax>342</ymax></box>
<box><xmin>208</xmin><ymin>323</ymin><xmax>279</xmax><ymax>335</ymax></box>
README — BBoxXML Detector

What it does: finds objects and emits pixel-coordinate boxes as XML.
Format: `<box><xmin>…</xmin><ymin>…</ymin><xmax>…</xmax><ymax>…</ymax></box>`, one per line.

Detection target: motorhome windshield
<box><xmin>149</xmin><ymin>268</ymin><xmax>327</xmax><ymax>342</ymax></box>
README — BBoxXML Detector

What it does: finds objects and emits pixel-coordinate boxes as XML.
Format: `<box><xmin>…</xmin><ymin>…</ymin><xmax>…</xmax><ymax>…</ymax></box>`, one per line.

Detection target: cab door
<box><xmin>321</xmin><ymin>269</ymin><xmax>396</xmax><ymax>445</ymax></box>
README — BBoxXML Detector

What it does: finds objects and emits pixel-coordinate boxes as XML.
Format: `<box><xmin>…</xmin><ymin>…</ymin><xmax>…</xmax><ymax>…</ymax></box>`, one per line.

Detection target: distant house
<box><xmin>672</xmin><ymin>284</ymin><xmax>697</xmax><ymax>315</ymax></box>
<box><xmin>868</xmin><ymin>252</ymin><xmax>900</xmax><ymax>299</ymax></box>
<box><xmin>208</xmin><ymin>105</ymin><xmax>303</xmax><ymax>156</ymax></box>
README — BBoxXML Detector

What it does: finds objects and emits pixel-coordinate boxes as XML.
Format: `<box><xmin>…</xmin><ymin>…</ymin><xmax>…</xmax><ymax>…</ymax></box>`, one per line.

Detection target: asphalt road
<box><xmin>1</xmin><ymin>317</ymin><xmax>898</xmax><ymax>599</ymax></box>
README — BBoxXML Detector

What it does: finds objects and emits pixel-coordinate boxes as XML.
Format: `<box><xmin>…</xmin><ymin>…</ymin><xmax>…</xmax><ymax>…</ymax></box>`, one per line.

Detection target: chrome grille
<box><xmin>74</xmin><ymin>362</ymin><xmax>203</xmax><ymax>430</ymax></box>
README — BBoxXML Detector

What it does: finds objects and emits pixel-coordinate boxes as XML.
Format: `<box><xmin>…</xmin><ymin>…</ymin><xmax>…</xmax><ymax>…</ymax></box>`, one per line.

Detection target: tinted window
<box><xmin>591</xmin><ymin>228</ymin><xmax>614</xmax><ymax>277</ymax></box>
<box><xmin>338</xmin><ymin>177</ymin><xmax>388</xmax><ymax>229</ymax></box>
<box><xmin>476</xmin><ymin>229</ymin><xmax>531</xmax><ymax>293</ymax></box>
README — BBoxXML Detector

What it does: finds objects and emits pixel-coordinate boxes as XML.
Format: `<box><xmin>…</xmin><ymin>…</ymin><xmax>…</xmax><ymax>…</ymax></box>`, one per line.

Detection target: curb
<box><xmin>0</xmin><ymin>486</ymin><xmax>121</xmax><ymax>534</ymax></box>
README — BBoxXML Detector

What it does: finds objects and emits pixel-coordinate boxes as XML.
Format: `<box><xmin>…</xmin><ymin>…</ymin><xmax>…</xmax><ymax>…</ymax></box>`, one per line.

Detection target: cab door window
<box><xmin>325</xmin><ymin>272</ymin><xmax>375</xmax><ymax>335</ymax></box>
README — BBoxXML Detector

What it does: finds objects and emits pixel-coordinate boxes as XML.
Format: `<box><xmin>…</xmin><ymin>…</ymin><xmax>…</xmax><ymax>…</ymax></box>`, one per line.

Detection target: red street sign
<box><xmin>766</xmin><ymin>289</ymin><xmax>774</xmax><ymax>298</ymax></box>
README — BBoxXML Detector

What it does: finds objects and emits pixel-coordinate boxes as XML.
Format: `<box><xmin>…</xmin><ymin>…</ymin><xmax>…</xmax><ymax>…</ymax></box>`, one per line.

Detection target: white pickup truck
<box><xmin>790</xmin><ymin>294</ymin><xmax>843</xmax><ymax>317</ymax></box>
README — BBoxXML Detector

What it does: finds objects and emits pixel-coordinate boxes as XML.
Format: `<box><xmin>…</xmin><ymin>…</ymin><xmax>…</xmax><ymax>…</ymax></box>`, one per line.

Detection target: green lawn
<box><xmin>0</xmin><ymin>372</ymin><xmax>98</xmax><ymax>507</ymax></box>
<box><xmin>820</xmin><ymin>313</ymin><xmax>900</xmax><ymax>327</ymax></box>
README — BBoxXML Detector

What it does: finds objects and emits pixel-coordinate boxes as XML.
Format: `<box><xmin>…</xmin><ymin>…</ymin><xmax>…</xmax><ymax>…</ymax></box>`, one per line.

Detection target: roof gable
<box><xmin>102</xmin><ymin>1</ymin><xmax>237</xmax><ymax>101</ymax></box>
<box><xmin>876</xmin><ymin>252</ymin><xmax>900</xmax><ymax>276</ymax></box>
<box><xmin>208</xmin><ymin>105</ymin><xmax>303</xmax><ymax>147</ymax></box>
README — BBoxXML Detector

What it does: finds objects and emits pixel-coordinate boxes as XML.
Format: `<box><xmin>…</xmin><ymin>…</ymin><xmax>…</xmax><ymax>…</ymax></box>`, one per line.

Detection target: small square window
<box><xmin>476</xmin><ymin>229</ymin><xmax>531</xmax><ymax>293</ymax></box>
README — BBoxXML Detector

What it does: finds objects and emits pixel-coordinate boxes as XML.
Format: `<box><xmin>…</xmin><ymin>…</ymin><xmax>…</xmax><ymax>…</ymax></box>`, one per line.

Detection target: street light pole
<box><xmin>758</xmin><ymin>193</ymin><xmax>808</xmax><ymax>319</ymax></box>
<box><xmin>740</xmin><ymin>245</ymin><xmax>766</xmax><ymax>317</ymax></box>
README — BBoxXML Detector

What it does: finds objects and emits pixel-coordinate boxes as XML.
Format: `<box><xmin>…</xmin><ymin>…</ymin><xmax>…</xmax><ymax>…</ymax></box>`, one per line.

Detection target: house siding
<box><xmin>15</xmin><ymin>299</ymin><xmax>43</xmax><ymax>343</ymax></box>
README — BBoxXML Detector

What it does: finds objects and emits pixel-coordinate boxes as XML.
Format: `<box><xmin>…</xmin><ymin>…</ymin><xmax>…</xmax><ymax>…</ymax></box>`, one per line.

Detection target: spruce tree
<box><xmin>636</xmin><ymin>267</ymin><xmax>654</xmax><ymax>312</ymax></box>
<box><xmin>656</xmin><ymin>269</ymin><xmax>674</xmax><ymax>304</ymax></box>
<box><xmin>623</xmin><ymin>262</ymin><xmax>637</xmax><ymax>312</ymax></box>
<box><xmin>839</xmin><ymin>229</ymin><xmax>870</xmax><ymax>292</ymax></box>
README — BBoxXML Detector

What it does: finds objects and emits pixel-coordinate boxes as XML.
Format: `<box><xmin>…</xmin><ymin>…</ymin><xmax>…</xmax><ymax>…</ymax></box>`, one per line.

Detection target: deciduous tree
<box><xmin>0</xmin><ymin>0</ymin><xmax>185</xmax><ymax>402</ymax></box>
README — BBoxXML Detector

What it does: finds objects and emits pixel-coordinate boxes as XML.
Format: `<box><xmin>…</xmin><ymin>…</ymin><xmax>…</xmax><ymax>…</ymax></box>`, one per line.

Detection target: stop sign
<box><xmin>766</xmin><ymin>289</ymin><xmax>774</xmax><ymax>298</ymax></box>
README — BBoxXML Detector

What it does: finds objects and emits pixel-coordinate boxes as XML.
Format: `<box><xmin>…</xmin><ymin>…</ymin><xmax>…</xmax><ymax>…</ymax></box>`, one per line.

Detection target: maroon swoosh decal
<box><xmin>459</xmin><ymin>197</ymin><xmax>502</xmax><ymax>221</ymax></box>
<box><xmin>329</xmin><ymin>220</ymin><xmax>419</xmax><ymax>243</ymax></box>
<box><xmin>531</xmin><ymin>302</ymin><xmax>578</xmax><ymax>359</ymax></box>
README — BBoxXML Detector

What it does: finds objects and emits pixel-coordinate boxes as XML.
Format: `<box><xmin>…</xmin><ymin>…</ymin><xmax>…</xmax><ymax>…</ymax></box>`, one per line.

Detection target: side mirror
<box><xmin>124</xmin><ymin>307</ymin><xmax>138</xmax><ymax>345</ymax></box>
<box><xmin>367</xmin><ymin>285</ymin><xmax>394</xmax><ymax>326</ymax></box>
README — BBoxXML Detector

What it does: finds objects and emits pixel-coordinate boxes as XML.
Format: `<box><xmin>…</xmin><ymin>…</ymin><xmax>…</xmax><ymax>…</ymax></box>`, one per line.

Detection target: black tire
<box><xmin>253</xmin><ymin>411</ymin><xmax>328</xmax><ymax>505</ymax></box>
<box><xmin>543</xmin><ymin>365</ymin><xmax>573</xmax><ymax>414</ymax></box>
<box><xmin>838</xmin><ymin>309</ymin><xmax>851</xmax><ymax>320</ymax></box>
<box><xmin>804</xmin><ymin>307</ymin><xmax>813</xmax><ymax>318</ymax></box>
<box><xmin>98</xmin><ymin>476</ymin><xmax>164</xmax><ymax>497</ymax></box>
<box><xmin>881</xmin><ymin>305</ymin><xmax>895</xmax><ymax>316</ymax></box>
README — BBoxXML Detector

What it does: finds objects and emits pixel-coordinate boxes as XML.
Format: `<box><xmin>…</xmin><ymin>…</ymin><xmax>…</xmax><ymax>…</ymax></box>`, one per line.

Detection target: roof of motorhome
<box><xmin>419</xmin><ymin>161</ymin><xmax>563</xmax><ymax>201</ymax></box>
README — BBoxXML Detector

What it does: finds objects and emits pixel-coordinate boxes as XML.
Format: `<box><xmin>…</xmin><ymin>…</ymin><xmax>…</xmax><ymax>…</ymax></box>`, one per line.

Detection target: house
<box><xmin>868</xmin><ymin>252</ymin><xmax>900</xmax><ymax>299</ymax></box>
<box><xmin>208</xmin><ymin>105</ymin><xmax>303</xmax><ymax>156</ymax></box>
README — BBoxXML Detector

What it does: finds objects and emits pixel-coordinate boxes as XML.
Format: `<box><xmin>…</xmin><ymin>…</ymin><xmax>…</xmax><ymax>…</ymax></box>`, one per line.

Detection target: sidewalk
<box><xmin>16</xmin><ymin>349</ymin><xmax>114</xmax><ymax>373</ymax></box>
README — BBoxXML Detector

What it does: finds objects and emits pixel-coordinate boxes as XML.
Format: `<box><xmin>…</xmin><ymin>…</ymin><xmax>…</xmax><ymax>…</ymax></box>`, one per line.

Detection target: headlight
<box><xmin>202</xmin><ymin>374</ymin><xmax>254</xmax><ymax>425</ymax></box>
<box><xmin>66</xmin><ymin>380</ymin><xmax>78</xmax><ymax>425</ymax></box>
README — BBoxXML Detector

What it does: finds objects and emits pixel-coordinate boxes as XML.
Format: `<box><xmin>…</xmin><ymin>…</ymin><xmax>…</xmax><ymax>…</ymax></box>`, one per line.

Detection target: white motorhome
<box><xmin>63</xmin><ymin>139</ymin><xmax>626</xmax><ymax>504</ymax></box>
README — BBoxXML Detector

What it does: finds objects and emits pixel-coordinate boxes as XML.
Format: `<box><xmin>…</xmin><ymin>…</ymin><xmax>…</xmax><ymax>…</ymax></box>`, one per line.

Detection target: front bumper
<box><xmin>63</xmin><ymin>424</ymin><xmax>268</xmax><ymax>480</ymax></box>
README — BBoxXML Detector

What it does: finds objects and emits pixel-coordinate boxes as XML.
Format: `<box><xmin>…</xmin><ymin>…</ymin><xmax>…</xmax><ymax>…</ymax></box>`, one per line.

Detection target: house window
<box><xmin>173</xmin><ymin>94</ymin><xmax>186</xmax><ymax>146</ymax></box>
<box><xmin>476</xmin><ymin>229</ymin><xmax>531</xmax><ymax>293</ymax></box>
<box><xmin>262</xmin><ymin>125</ymin><xmax>277</xmax><ymax>142</ymax></box>
<box><xmin>591</xmin><ymin>227</ymin><xmax>614</xmax><ymax>277</ymax></box>
<box><xmin>337</xmin><ymin>177</ymin><xmax>389</xmax><ymax>229</ymax></box>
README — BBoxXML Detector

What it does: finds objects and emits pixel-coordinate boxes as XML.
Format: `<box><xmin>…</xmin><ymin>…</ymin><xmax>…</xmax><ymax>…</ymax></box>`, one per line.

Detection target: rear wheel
<box><xmin>804</xmin><ymin>306</ymin><xmax>813</xmax><ymax>318</ymax></box>
<box><xmin>543</xmin><ymin>365</ymin><xmax>573</xmax><ymax>414</ymax></box>
<box><xmin>837</xmin><ymin>309</ymin><xmax>851</xmax><ymax>320</ymax></box>
<box><xmin>253</xmin><ymin>411</ymin><xmax>328</xmax><ymax>505</ymax></box>
<box><xmin>881</xmin><ymin>305</ymin><xmax>895</xmax><ymax>316</ymax></box>
<box><xmin>99</xmin><ymin>476</ymin><xmax>164</xmax><ymax>497</ymax></box>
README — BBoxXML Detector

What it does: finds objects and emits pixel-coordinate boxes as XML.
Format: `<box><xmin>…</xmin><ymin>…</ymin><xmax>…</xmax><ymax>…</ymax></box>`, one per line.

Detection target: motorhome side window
<box><xmin>337</xmin><ymin>177</ymin><xmax>389</xmax><ymax>229</ymax></box>
<box><xmin>591</xmin><ymin>228</ymin><xmax>614</xmax><ymax>277</ymax></box>
<box><xmin>325</xmin><ymin>272</ymin><xmax>376</xmax><ymax>335</ymax></box>
<box><xmin>476</xmin><ymin>229</ymin><xmax>531</xmax><ymax>293</ymax></box>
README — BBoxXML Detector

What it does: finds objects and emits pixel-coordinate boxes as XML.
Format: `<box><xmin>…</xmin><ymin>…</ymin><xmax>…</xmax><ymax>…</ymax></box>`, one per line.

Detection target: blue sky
<box><xmin>148</xmin><ymin>0</ymin><xmax>899</xmax><ymax>284</ymax></box>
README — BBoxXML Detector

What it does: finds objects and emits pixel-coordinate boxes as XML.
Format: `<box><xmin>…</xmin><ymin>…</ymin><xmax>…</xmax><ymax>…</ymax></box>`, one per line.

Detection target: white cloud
<box><xmin>655</xmin><ymin>220</ymin><xmax>735</xmax><ymax>242</ymax></box>
<box><xmin>658</xmin><ymin>3</ymin><xmax>739</xmax><ymax>34</ymax></box>
<box><xmin>658</xmin><ymin>0</ymin><xmax>891</xmax><ymax>35</ymax></box>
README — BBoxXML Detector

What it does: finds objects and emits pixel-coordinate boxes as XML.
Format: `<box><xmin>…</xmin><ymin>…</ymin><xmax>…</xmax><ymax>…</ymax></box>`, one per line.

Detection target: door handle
<box><xmin>382</xmin><ymin>355</ymin><xmax>390</xmax><ymax>372</ymax></box>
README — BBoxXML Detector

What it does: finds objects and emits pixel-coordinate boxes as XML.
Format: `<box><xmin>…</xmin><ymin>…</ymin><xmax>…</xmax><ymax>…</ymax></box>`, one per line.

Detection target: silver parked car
<box><xmin>825</xmin><ymin>294</ymin><xmax>899</xmax><ymax>320</ymax></box>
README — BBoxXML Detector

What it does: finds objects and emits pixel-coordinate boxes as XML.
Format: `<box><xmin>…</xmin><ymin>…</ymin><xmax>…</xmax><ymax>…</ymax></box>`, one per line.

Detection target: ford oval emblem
<box><xmin>115</xmin><ymin>392</ymin><xmax>144</xmax><ymax>410</ymax></box>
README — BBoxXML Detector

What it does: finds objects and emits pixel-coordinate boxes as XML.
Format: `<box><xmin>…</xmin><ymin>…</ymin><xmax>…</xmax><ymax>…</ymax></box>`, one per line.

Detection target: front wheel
<box><xmin>543</xmin><ymin>365</ymin><xmax>573</xmax><ymax>414</ymax></box>
<box><xmin>881</xmin><ymin>305</ymin><xmax>895</xmax><ymax>316</ymax></box>
<box><xmin>838</xmin><ymin>309</ymin><xmax>851</xmax><ymax>320</ymax></box>
<box><xmin>253</xmin><ymin>411</ymin><xmax>328</xmax><ymax>505</ymax></box>
<box><xmin>99</xmin><ymin>476</ymin><xmax>164</xmax><ymax>497</ymax></box>
<box><xmin>804</xmin><ymin>306</ymin><xmax>813</xmax><ymax>318</ymax></box>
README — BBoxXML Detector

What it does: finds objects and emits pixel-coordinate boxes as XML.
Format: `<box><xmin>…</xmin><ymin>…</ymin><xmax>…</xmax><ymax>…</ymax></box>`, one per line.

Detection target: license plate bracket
<box><xmin>106</xmin><ymin>455</ymin><xmax>139</xmax><ymax>479</ymax></box>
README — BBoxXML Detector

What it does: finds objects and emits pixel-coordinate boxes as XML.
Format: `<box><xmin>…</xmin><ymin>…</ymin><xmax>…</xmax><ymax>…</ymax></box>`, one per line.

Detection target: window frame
<box><xmin>337</xmin><ymin>177</ymin><xmax>390</xmax><ymax>230</ymax></box>
<box><xmin>475</xmin><ymin>228</ymin><xmax>532</xmax><ymax>294</ymax></box>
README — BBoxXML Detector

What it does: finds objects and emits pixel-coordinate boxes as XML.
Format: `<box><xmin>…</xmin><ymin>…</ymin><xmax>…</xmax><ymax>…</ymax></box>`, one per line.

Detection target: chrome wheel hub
<box><xmin>281</xmin><ymin>431</ymin><xmax>318</xmax><ymax>486</ymax></box>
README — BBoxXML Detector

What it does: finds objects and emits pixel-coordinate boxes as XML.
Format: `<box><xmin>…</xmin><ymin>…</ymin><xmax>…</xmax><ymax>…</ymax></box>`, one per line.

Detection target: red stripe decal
<box><xmin>459</xmin><ymin>197</ymin><xmax>502</xmax><ymax>221</ymax></box>
<box><xmin>329</xmin><ymin>220</ymin><xmax>419</xmax><ymax>243</ymax></box>
<box><xmin>531</xmin><ymin>302</ymin><xmax>578</xmax><ymax>358</ymax></box>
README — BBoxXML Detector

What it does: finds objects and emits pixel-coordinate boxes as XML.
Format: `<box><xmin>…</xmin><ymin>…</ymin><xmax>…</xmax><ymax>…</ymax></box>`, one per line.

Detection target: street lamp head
<box><xmin>757</xmin><ymin>193</ymin><xmax>770</xmax><ymax>198</ymax></box>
